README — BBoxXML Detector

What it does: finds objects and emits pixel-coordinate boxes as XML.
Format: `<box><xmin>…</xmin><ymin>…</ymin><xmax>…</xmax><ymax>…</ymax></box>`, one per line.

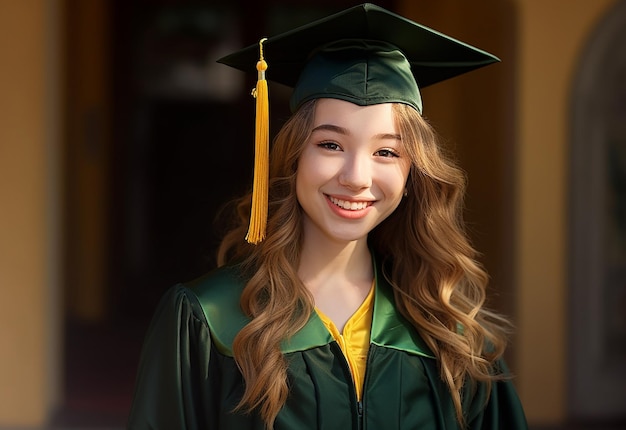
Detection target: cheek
<box><xmin>383</xmin><ymin>166</ymin><xmax>411</xmax><ymax>196</ymax></box>
<box><xmin>296</xmin><ymin>152</ymin><xmax>337</xmax><ymax>189</ymax></box>
<box><xmin>295</xmin><ymin>157</ymin><xmax>318</xmax><ymax>206</ymax></box>
<box><xmin>295</xmin><ymin>154</ymin><xmax>313</xmax><ymax>192</ymax></box>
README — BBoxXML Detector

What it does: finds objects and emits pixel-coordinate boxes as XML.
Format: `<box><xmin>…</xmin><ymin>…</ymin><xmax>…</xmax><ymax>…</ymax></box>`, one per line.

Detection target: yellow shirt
<box><xmin>315</xmin><ymin>282</ymin><xmax>374</xmax><ymax>401</ymax></box>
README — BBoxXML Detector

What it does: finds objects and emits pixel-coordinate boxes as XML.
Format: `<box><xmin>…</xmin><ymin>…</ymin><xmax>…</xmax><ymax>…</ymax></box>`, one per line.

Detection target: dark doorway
<box><xmin>55</xmin><ymin>1</ymin><xmax>393</xmax><ymax>427</ymax></box>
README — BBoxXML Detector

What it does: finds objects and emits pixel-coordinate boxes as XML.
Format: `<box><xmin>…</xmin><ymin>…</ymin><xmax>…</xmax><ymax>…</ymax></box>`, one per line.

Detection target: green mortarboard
<box><xmin>217</xmin><ymin>3</ymin><xmax>499</xmax><ymax>244</ymax></box>
<box><xmin>218</xmin><ymin>2</ymin><xmax>500</xmax><ymax>114</ymax></box>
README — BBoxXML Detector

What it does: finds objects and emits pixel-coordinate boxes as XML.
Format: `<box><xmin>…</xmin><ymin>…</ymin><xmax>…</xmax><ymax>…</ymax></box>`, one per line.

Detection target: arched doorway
<box><xmin>569</xmin><ymin>0</ymin><xmax>626</xmax><ymax>422</ymax></box>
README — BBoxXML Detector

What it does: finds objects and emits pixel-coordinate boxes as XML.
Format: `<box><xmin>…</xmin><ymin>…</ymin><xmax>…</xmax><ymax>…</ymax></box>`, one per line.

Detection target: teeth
<box><xmin>329</xmin><ymin>196</ymin><xmax>369</xmax><ymax>210</ymax></box>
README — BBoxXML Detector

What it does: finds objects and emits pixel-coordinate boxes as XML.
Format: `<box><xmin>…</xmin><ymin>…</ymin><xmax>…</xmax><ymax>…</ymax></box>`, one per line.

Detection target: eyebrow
<box><xmin>311</xmin><ymin>124</ymin><xmax>349</xmax><ymax>135</ymax></box>
<box><xmin>311</xmin><ymin>124</ymin><xmax>401</xmax><ymax>141</ymax></box>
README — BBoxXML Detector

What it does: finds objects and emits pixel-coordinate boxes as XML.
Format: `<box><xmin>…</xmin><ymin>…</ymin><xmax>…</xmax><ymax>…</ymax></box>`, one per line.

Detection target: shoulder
<box><xmin>185</xmin><ymin>263</ymin><xmax>247</xmax><ymax>301</ymax></box>
<box><xmin>462</xmin><ymin>360</ymin><xmax>528</xmax><ymax>429</ymax></box>
<box><xmin>182</xmin><ymin>264</ymin><xmax>251</xmax><ymax>356</ymax></box>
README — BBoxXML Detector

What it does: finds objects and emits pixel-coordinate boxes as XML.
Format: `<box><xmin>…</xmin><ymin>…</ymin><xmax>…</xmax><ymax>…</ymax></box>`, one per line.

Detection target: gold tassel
<box><xmin>246</xmin><ymin>38</ymin><xmax>269</xmax><ymax>244</ymax></box>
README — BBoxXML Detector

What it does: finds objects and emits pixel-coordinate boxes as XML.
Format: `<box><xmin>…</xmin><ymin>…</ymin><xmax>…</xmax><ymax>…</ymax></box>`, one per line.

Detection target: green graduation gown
<box><xmin>127</xmin><ymin>261</ymin><xmax>528</xmax><ymax>429</ymax></box>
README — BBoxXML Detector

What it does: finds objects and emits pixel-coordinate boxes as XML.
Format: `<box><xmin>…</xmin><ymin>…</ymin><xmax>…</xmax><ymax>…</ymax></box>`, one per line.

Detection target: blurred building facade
<box><xmin>0</xmin><ymin>0</ymin><xmax>624</xmax><ymax>428</ymax></box>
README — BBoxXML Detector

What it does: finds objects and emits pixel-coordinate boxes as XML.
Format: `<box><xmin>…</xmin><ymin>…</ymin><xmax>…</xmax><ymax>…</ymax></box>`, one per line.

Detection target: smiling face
<box><xmin>295</xmin><ymin>98</ymin><xmax>411</xmax><ymax>247</ymax></box>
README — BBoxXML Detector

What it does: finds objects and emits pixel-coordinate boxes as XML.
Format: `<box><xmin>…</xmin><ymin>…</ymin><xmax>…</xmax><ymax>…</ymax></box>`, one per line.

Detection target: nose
<box><xmin>338</xmin><ymin>153</ymin><xmax>372</xmax><ymax>190</ymax></box>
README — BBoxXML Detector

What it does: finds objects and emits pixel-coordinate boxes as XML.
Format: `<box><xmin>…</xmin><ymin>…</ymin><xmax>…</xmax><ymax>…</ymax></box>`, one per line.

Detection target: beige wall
<box><xmin>0</xmin><ymin>0</ymin><xmax>62</xmax><ymax>426</ymax></box>
<box><xmin>514</xmin><ymin>0</ymin><xmax>617</xmax><ymax>424</ymax></box>
<box><xmin>401</xmin><ymin>1</ymin><xmax>517</xmax><ymax>326</ymax></box>
<box><xmin>0</xmin><ymin>0</ymin><xmax>620</xmax><ymax>426</ymax></box>
<box><xmin>405</xmin><ymin>0</ymin><xmax>620</xmax><ymax>425</ymax></box>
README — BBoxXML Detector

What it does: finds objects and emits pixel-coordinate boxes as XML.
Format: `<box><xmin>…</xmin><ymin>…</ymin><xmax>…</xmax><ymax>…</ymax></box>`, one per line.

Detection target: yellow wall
<box><xmin>514</xmin><ymin>0</ymin><xmax>617</xmax><ymax>424</ymax></box>
<box><xmin>401</xmin><ymin>1</ymin><xmax>517</xmax><ymax>324</ymax></box>
<box><xmin>0</xmin><ymin>0</ymin><xmax>620</xmax><ymax>426</ymax></box>
<box><xmin>0</xmin><ymin>0</ymin><xmax>62</xmax><ymax>426</ymax></box>
<box><xmin>405</xmin><ymin>0</ymin><xmax>620</xmax><ymax>425</ymax></box>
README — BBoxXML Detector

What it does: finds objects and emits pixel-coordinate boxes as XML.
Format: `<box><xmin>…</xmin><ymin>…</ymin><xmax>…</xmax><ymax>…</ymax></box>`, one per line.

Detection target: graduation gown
<box><xmin>127</xmin><ymin>260</ymin><xmax>528</xmax><ymax>429</ymax></box>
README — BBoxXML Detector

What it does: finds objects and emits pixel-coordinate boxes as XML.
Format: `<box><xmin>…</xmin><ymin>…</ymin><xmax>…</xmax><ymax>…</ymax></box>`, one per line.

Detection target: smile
<box><xmin>328</xmin><ymin>195</ymin><xmax>372</xmax><ymax>211</ymax></box>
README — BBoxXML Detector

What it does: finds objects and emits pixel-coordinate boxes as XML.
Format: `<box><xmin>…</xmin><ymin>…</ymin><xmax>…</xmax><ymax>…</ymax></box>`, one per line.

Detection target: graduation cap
<box><xmin>217</xmin><ymin>3</ymin><xmax>500</xmax><ymax>244</ymax></box>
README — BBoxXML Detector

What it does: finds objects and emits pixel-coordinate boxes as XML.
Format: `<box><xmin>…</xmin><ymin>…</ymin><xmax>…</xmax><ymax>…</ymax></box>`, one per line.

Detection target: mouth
<box><xmin>327</xmin><ymin>195</ymin><xmax>373</xmax><ymax>211</ymax></box>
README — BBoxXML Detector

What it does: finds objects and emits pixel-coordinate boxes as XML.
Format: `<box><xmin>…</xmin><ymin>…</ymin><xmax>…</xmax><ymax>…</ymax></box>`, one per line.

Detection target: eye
<box><xmin>375</xmin><ymin>148</ymin><xmax>400</xmax><ymax>158</ymax></box>
<box><xmin>317</xmin><ymin>141</ymin><xmax>342</xmax><ymax>151</ymax></box>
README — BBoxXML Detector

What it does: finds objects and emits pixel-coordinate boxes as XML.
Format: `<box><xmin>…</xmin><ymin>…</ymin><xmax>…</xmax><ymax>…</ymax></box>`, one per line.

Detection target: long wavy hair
<box><xmin>217</xmin><ymin>99</ymin><xmax>511</xmax><ymax>428</ymax></box>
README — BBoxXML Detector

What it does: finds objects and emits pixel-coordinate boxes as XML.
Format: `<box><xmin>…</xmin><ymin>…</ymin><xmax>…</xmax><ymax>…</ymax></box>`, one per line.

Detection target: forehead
<box><xmin>312</xmin><ymin>99</ymin><xmax>397</xmax><ymax>129</ymax></box>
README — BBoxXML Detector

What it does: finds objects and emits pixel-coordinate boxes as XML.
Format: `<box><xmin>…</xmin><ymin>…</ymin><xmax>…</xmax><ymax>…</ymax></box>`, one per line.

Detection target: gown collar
<box><xmin>283</xmin><ymin>255</ymin><xmax>434</xmax><ymax>358</ymax></box>
<box><xmin>191</xmin><ymin>254</ymin><xmax>434</xmax><ymax>359</ymax></box>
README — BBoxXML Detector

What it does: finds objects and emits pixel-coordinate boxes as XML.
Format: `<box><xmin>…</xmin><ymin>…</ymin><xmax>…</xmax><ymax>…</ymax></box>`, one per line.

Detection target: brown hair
<box><xmin>218</xmin><ymin>100</ymin><xmax>510</xmax><ymax>428</ymax></box>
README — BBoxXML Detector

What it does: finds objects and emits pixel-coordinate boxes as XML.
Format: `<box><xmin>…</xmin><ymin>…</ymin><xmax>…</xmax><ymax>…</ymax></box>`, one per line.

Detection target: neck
<box><xmin>297</xmin><ymin>236</ymin><xmax>373</xmax><ymax>291</ymax></box>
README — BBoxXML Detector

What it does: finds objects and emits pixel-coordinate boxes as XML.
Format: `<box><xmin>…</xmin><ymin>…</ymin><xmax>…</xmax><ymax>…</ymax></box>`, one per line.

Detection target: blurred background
<box><xmin>1</xmin><ymin>0</ymin><xmax>625</xmax><ymax>428</ymax></box>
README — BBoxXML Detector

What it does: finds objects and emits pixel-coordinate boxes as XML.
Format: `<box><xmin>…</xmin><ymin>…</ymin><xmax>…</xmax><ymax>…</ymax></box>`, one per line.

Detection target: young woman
<box><xmin>128</xmin><ymin>4</ymin><xmax>527</xmax><ymax>429</ymax></box>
